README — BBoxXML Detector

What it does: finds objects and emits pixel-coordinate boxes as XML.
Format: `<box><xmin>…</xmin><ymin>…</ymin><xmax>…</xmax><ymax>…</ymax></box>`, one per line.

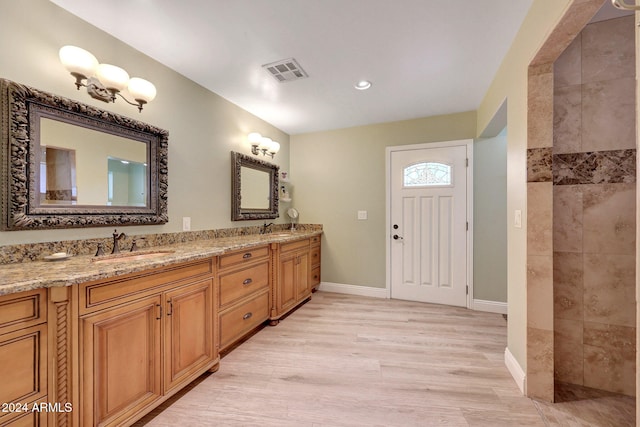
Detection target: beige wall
<box><xmin>290</xmin><ymin>112</ymin><xmax>476</xmax><ymax>289</ymax></box>
<box><xmin>477</xmin><ymin>0</ymin><xmax>573</xmax><ymax>372</ymax></box>
<box><xmin>0</xmin><ymin>0</ymin><xmax>289</xmax><ymax>244</ymax></box>
<box><xmin>474</xmin><ymin>130</ymin><xmax>507</xmax><ymax>302</ymax></box>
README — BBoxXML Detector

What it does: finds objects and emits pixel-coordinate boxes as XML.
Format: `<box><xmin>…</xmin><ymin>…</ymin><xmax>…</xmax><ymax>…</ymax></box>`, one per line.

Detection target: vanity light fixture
<box><xmin>248</xmin><ymin>132</ymin><xmax>280</xmax><ymax>158</ymax></box>
<box><xmin>59</xmin><ymin>45</ymin><xmax>157</xmax><ymax>112</ymax></box>
<box><xmin>354</xmin><ymin>80</ymin><xmax>372</xmax><ymax>90</ymax></box>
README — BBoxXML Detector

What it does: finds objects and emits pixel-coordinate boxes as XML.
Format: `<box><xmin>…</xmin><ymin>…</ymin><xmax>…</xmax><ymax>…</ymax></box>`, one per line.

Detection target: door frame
<box><xmin>385</xmin><ymin>139</ymin><xmax>474</xmax><ymax>307</ymax></box>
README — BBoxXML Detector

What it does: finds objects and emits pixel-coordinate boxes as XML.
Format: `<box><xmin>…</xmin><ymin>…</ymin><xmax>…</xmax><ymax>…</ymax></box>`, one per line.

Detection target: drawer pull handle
<box><xmin>243</xmin><ymin>278</ymin><xmax>253</xmax><ymax>285</ymax></box>
<box><xmin>243</xmin><ymin>253</ymin><xmax>252</xmax><ymax>259</ymax></box>
<box><xmin>243</xmin><ymin>312</ymin><xmax>253</xmax><ymax>320</ymax></box>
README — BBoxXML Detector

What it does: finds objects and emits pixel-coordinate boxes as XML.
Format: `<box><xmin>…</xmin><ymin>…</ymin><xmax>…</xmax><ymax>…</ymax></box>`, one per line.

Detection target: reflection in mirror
<box><xmin>239</xmin><ymin>166</ymin><xmax>270</xmax><ymax>209</ymax></box>
<box><xmin>231</xmin><ymin>151</ymin><xmax>279</xmax><ymax>221</ymax></box>
<box><xmin>40</xmin><ymin>118</ymin><xmax>148</xmax><ymax>207</ymax></box>
<box><xmin>40</xmin><ymin>146</ymin><xmax>77</xmax><ymax>204</ymax></box>
<box><xmin>107</xmin><ymin>158</ymin><xmax>147</xmax><ymax>206</ymax></box>
<box><xmin>0</xmin><ymin>78</ymin><xmax>168</xmax><ymax>230</ymax></box>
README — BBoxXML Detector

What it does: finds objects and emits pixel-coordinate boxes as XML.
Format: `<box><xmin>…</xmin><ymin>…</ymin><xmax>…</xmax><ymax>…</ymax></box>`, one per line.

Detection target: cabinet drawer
<box><xmin>0</xmin><ymin>289</ymin><xmax>46</xmax><ymax>335</ymax></box>
<box><xmin>0</xmin><ymin>407</ymin><xmax>47</xmax><ymax>427</ymax></box>
<box><xmin>280</xmin><ymin>238</ymin><xmax>309</xmax><ymax>253</ymax></box>
<box><xmin>310</xmin><ymin>235</ymin><xmax>321</xmax><ymax>245</ymax></box>
<box><xmin>219</xmin><ymin>246</ymin><xmax>269</xmax><ymax>270</ymax></box>
<box><xmin>219</xmin><ymin>291</ymin><xmax>269</xmax><ymax>350</ymax></box>
<box><xmin>311</xmin><ymin>266</ymin><xmax>321</xmax><ymax>287</ymax></box>
<box><xmin>310</xmin><ymin>247</ymin><xmax>321</xmax><ymax>266</ymax></box>
<box><xmin>80</xmin><ymin>258</ymin><xmax>213</xmax><ymax>314</ymax></box>
<box><xmin>219</xmin><ymin>261</ymin><xmax>269</xmax><ymax>308</ymax></box>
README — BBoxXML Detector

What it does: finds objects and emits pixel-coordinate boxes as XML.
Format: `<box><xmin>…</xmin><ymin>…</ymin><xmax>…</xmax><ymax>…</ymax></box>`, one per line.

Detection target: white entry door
<box><xmin>389</xmin><ymin>142</ymin><xmax>469</xmax><ymax>307</ymax></box>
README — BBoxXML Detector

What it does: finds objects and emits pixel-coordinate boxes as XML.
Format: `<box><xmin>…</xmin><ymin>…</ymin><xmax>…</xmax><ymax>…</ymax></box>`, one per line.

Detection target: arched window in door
<box><xmin>403</xmin><ymin>162</ymin><xmax>452</xmax><ymax>187</ymax></box>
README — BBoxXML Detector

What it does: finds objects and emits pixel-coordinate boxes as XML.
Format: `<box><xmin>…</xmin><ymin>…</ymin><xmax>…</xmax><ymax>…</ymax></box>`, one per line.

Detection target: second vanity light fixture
<box><xmin>59</xmin><ymin>45</ymin><xmax>157</xmax><ymax>112</ymax></box>
<box><xmin>248</xmin><ymin>132</ymin><xmax>280</xmax><ymax>158</ymax></box>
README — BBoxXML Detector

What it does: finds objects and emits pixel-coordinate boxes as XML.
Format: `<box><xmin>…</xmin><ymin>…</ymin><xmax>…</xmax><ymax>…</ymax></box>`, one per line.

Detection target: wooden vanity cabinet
<box><xmin>271</xmin><ymin>237</ymin><xmax>315</xmax><ymax>323</ymax></box>
<box><xmin>0</xmin><ymin>289</ymin><xmax>48</xmax><ymax>427</ymax></box>
<box><xmin>78</xmin><ymin>258</ymin><xmax>216</xmax><ymax>427</ymax></box>
<box><xmin>217</xmin><ymin>246</ymin><xmax>270</xmax><ymax>352</ymax></box>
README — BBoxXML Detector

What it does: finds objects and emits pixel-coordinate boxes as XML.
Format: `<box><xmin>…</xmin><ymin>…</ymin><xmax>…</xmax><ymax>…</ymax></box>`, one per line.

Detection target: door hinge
<box><xmin>466</xmin><ymin>221</ymin><xmax>468</xmax><ymax>231</ymax></box>
<box><xmin>466</xmin><ymin>285</ymin><xmax>469</xmax><ymax>295</ymax></box>
<box><xmin>466</xmin><ymin>158</ymin><xmax>469</xmax><ymax>167</ymax></box>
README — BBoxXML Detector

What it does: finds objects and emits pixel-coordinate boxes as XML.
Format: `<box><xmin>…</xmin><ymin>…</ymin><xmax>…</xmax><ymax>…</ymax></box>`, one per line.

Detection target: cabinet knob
<box><xmin>242</xmin><ymin>253</ymin><xmax>252</xmax><ymax>259</ymax></box>
<box><xmin>243</xmin><ymin>278</ymin><xmax>253</xmax><ymax>285</ymax></box>
<box><xmin>243</xmin><ymin>312</ymin><xmax>253</xmax><ymax>320</ymax></box>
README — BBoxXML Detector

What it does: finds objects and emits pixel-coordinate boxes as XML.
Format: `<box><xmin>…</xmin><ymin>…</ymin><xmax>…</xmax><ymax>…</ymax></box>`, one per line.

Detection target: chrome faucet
<box><xmin>112</xmin><ymin>229</ymin><xmax>126</xmax><ymax>254</ymax></box>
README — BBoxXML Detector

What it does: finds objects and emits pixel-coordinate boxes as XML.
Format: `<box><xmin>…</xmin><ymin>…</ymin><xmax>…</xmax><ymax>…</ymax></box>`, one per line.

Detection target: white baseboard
<box><xmin>504</xmin><ymin>347</ymin><xmax>526</xmax><ymax>395</ymax></box>
<box><xmin>472</xmin><ymin>299</ymin><xmax>507</xmax><ymax>314</ymax></box>
<box><xmin>317</xmin><ymin>282</ymin><xmax>388</xmax><ymax>298</ymax></box>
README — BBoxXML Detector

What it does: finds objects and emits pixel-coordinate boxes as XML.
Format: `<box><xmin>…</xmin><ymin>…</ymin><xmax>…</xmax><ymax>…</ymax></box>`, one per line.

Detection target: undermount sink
<box><xmin>91</xmin><ymin>250</ymin><xmax>175</xmax><ymax>263</ymax></box>
<box><xmin>268</xmin><ymin>232</ymin><xmax>297</xmax><ymax>237</ymax></box>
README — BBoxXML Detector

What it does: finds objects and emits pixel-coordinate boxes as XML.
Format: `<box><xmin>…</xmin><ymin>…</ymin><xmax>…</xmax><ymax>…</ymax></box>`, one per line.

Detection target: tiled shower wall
<box><xmin>552</xmin><ymin>16</ymin><xmax>636</xmax><ymax>396</ymax></box>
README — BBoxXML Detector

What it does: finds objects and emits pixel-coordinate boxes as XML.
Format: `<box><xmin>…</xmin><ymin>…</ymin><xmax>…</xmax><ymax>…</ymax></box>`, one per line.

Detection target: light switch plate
<box><xmin>514</xmin><ymin>210</ymin><xmax>522</xmax><ymax>228</ymax></box>
<box><xmin>357</xmin><ymin>210</ymin><xmax>368</xmax><ymax>220</ymax></box>
<box><xmin>182</xmin><ymin>216</ymin><xmax>191</xmax><ymax>231</ymax></box>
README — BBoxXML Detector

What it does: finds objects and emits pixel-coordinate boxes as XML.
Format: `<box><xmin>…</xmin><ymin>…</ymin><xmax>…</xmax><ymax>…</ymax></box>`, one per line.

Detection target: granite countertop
<box><xmin>0</xmin><ymin>230</ymin><xmax>322</xmax><ymax>297</ymax></box>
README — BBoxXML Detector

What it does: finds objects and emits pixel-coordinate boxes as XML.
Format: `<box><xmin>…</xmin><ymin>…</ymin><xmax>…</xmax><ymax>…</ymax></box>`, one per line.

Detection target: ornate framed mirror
<box><xmin>0</xmin><ymin>78</ymin><xmax>169</xmax><ymax>230</ymax></box>
<box><xmin>231</xmin><ymin>151</ymin><xmax>279</xmax><ymax>221</ymax></box>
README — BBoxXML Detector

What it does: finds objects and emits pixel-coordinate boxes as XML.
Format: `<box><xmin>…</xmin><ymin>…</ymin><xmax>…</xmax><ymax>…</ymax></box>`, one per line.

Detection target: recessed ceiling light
<box><xmin>354</xmin><ymin>80</ymin><xmax>372</xmax><ymax>90</ymax></box>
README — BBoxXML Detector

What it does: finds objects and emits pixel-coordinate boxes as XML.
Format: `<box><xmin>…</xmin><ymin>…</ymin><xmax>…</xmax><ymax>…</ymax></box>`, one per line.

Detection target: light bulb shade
<box><xmin>128</xmin><ymin>77</ymin><xmax>157</xmax><ymax>103</ymax></box>
<box><xmin>248</xmin><ymin>132</ymin><xmax>262</xmax><ymax>146</ymax></box>
<box><xmin>268</xmin><ymin>141</ymin><xmax>280</xmax><ymax>154</ymax></box>
<box><xmin>259</xmin><ymin>137</ymin><xmax>272</xmax><ymax>150</ymax></box>
<box><xmin>96</xmin><ymin>63</ymin><xmax>130</xmax><ymax>92</ymax></box>
<box><xmin>59</xmin><ymin>45</ymin><xmax>98</xmax><ymax>78</ymax></box>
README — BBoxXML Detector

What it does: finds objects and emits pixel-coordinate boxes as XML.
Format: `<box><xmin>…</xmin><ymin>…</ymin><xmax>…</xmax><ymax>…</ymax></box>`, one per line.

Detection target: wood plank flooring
<box><xmin>134</xmin><ymin>292</ymin><xmax>634</xmax><ymax>426</ymax></box>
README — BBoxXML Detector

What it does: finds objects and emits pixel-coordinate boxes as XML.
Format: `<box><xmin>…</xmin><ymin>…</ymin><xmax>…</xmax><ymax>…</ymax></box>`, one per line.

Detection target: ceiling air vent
<box><xmin>262</xmin><ymin>58</ymin><xmax>308</xmax><ymax>83</ymax></box>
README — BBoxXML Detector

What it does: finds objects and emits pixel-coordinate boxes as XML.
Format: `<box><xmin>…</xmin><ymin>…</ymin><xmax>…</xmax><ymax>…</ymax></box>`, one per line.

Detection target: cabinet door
<box><xmin>164</xmin><ymin>279</ymin><xmax>214</xmax><ymax>393</ymax></box>
<box><xmin>0</xmin><ymin>324</ymin><xmax>47</xmax><ymax>413</ymax></box>
<box><xmin>295</xmin><ymin>251</ymin><xmax>310</xmax><ymax>300</ymax></box>
<box><xmin>278</xmin><ymin>252</ymin><xmax>298</xmax><ymax>313</ymax></box>
<box><xmin>81</xmin><ymin>295</ymin><xmax>162</xmax><ymax>427</ymax></box>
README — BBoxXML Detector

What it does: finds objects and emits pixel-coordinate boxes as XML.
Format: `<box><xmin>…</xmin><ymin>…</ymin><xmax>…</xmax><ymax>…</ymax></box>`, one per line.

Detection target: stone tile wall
<box><xmin>552</xmin><ymin>15</ymin><xmax>636</xmax><ymax>396</ymax></box>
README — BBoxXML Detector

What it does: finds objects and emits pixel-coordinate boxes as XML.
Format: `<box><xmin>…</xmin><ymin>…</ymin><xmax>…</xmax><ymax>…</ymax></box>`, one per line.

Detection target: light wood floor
<box><xmin>135</xmin><ymin>292</ymin><xmax>634</xmax><ymax>426</ymax></box>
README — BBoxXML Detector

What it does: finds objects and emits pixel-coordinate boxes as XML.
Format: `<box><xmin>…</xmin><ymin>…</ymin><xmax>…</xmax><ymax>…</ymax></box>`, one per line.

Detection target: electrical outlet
<box><xmin>182</xmin><ymin>216</ymin><xmax>191</xmax><ymax>231</ymax></box>
<box><xmin>357</xmin><ymin>210</ymin><xmax>368</xmax><ymax>220</ymax></box>
<box><xmin>514</xmin><ymin>210</ymin><xmax>522</xmax><ymax>228</ymax></box>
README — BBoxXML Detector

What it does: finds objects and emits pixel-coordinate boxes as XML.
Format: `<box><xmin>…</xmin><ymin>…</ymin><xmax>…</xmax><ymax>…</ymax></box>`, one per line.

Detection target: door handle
<box><xmin>393</xmin><ymin>234</ymin><xmax>403</xmax><ymax>240</ymax></box>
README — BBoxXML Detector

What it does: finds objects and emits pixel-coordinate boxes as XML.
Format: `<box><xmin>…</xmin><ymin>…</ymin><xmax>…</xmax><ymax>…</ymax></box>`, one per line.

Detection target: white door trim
<box><xmin>385</xmin><ymin>139</ymin><xmax>474</xmax><ymax>307</ymax></box>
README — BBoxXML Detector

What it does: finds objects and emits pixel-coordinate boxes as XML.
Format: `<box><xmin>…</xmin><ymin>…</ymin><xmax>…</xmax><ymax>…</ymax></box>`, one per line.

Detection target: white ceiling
<box><xmin>50</xmin><ymin>0</ymin><xmax>534</xmax><ymax>135</ymax></box>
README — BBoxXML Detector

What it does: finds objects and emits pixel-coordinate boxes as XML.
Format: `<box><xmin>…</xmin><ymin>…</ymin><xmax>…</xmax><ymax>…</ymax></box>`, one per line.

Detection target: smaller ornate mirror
<box><xmin>231</xmin><ymin>151</ymin><xmax>279</xmax><ymax>220</ymax></box>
